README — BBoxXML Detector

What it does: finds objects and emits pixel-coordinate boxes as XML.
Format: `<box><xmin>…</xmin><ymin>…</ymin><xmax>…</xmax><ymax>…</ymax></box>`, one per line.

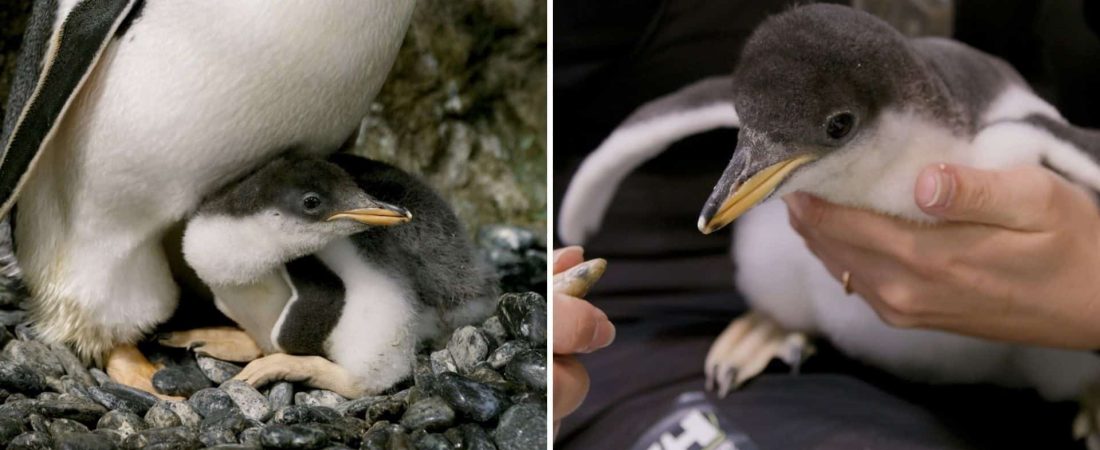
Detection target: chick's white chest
<box><xmin>735</xmin><ymin>105</ymin><xmax>1100</xmax><ymax>399</ymax></box>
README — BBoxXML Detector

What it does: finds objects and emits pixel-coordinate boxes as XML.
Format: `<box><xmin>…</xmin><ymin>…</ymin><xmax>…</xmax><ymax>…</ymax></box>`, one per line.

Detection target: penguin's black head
<box><xmin>699</xmin><ymin>4</ymin><xmax>933</xmax><ymax>233</ymax></box>
<box><xmin>198</xmin><ymin>156</ymin><xmax>411</xmax><ymax>235</ymax></box>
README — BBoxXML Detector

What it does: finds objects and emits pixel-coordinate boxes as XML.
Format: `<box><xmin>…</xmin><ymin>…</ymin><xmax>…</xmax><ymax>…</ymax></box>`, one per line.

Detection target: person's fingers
<box><xmin>553</xmin><ymin>293</ymin><xmax>615</xmax><ymax>354</ymax></box>
<box><xmin>915</xmin><ymin>164</ymin><xmax>1068</xmax><ymax>231</ymax></box>
<box><xmin>785</xmin><ymin>193</ymin><xmax>924</xmax><ymax>254</ymax></box>
<box><xmin>553</xmin><ymin>355</ymin><xmax>590</xmax><ymax>422</ymax></box>
<box><xmin>554</xmin><ymin>246</ymin><xmax>585</xmax><ymax>274</ymax></box>
<box><xmin>792</xmin><ymin>210</ymin><xmax>927</xmax><ymax>327</ymax></box>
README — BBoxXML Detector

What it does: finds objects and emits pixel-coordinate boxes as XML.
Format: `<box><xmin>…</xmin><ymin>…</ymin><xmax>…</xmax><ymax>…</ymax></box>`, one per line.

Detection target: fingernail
<box><xmin>590</xmin><ymin>319</ymin><xmax>616</xmax><ymax>351</ymax></box>
<box><xmin>553</xmin><ymin>246</ymin><xmax>584</xmax><ymax>265</ymax></box>
<box><xmin>916</xmin><ymin>164</ymin><xmax>953</xmax><ymax>208</ymax></box>
<box><xmin>784</xmin><ymin>192</ymin><xmax>811</xmax><ymax>219</ymax></box>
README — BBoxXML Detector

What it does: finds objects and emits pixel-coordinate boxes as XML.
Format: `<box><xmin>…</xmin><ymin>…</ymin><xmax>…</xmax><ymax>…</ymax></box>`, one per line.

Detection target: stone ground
<box><xmin>0</xmin><ymin>225</ymin><xmax>547</xmax><ymax>449</ymax></box>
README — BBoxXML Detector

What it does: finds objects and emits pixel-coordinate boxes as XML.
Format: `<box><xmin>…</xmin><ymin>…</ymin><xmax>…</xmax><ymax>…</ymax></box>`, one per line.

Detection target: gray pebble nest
<box><xmin>0</xmin><ymin>225</ymin><xmax>548</xmax><ymax>450</ymax></box>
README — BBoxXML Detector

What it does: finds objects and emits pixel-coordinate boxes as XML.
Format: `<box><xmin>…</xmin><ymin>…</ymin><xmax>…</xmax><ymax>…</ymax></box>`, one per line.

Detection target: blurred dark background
<box><xmin>554</xmin><ymin>0</ymin><xmax>1100</xmax><ymax>449</ymax></box>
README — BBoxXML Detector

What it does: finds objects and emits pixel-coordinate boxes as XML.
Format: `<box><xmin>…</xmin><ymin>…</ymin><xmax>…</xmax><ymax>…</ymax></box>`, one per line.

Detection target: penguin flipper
<box><xmin>1012</xmin><ymin>114</ymin><xmax>1100</xmax><ymax>192</ymax></box>
<box><xmin>558</xmin><ymin>76</ymin><xmax>739</xmax><ymax>245</ymax></box>
<box><xmin>0</xmin><ymin>0</ymin><xmax>138</xmax><ymax>217</ymax></box>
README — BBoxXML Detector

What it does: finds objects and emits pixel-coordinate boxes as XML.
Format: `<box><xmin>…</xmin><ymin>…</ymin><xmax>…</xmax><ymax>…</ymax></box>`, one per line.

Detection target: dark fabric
<box><xmin>554</xmin><ymin>1</ymin><xmax>1099</xmax><ymax>449</ymax></box>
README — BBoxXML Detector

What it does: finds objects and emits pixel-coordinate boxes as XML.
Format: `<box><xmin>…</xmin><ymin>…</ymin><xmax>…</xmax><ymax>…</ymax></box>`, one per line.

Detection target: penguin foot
<box><xmin>233</xmin><ymin>353</ymin><xmax>364</xmax><ymax>399</ymax></box>
<box><xmin>704</xmin><ymin>311</ymin><xmax>814</xmax><ymax>397</ymax></box>
<box><xmin>158</xmin><ymin>327</ymin><xmax>263</xmax><ymax>363</ymax></box>
<box><xmin>105</xmin><ymin>344</ymin><xmax>183</xmax><ymax>401</ymax></box>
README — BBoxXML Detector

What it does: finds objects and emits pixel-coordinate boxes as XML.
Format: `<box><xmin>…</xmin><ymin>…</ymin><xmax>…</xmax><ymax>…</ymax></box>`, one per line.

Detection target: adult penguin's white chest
<box><xmin>15</xmin><ymin>0</ymin><xmax>415</xmax><ymax>349</ymax></box>
<box><xmin>40</xmin><ymin>0</ymin><xmax>414</xmax><ymax>220</ymax></box>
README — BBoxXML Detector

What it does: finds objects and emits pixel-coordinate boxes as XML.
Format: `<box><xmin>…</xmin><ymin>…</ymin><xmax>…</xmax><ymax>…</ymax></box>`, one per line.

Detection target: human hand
<box><xmin>785</xmin><ymin>163</ymin><xmax>1100</xmax><ymax>349</ymax></box>
<box><xmin>553</xmin><ymin>246</ymin><xmax>615</xmax><ymax>437</ymax></box>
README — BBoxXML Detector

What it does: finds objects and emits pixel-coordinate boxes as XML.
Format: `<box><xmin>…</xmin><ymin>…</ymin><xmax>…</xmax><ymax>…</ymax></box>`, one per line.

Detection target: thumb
<box><xmin>915</xmin><ymin>163</ymin><xmax>1058</xmax><ymax>230</ymax></box>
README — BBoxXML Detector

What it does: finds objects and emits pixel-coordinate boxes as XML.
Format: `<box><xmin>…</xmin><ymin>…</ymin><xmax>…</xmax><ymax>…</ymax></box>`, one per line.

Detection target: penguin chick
<box><xmin>560</xmin><ymin>2</ymin><xmax>1100</xmax><ymax>411</ymax></box>
<box><xmin>179</xmin><ymin>155</ymin><xmax>497</xmax><ymax>397</ymax></box>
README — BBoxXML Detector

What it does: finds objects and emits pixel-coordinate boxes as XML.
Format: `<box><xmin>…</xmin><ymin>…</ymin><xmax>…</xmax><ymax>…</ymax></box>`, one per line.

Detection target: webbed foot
<box><xmin>105</xmin><ymin>344</ymin><xmax>183</xmax><ymax>401</ymax></box>
<box><xmin>705</xmin><ymin>311</ymin><xmax>813</xmax><ymax>397</ymax></box>
<box><xmin>232</xmin><ymin>353</ymin><xmax>364</xmax><ymax>399</ymax></box>
<box><xmin>158</xmin><ymin>327</ymin><xmax>263</xmax><ymax>363</ymax></box>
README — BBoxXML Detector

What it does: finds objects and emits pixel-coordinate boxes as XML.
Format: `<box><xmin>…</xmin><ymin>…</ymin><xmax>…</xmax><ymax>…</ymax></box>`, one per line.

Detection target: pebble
<box><xmin>122</xmin><ymin>426</ymin><xmax>201</xmax><ymax>449</ymax></box>
<box><xmin>493</xmin><ymin>403</ymin><xmax>545</xmax><ymax>450</ymax></box>
<box><xmin>0</xmin><ymin>361</ymin><xmax>46</xmax><ymax>394</ymax></box>
<box><xmin>480</xmin><ymin>316</ymin><xmax>508</xmax><ymax>348</ymax></box>
<box><xmin>199</xmin><ymin>408</ymin><xmax>249</xmax><ymax>447</ymax></box>
<box><xmin>431</xmin><ymin>373</ymin><xmax>509</xmax><ymax>422</ymax></box>
<box><xmin>0</xmin><ymin>416</ymin><xmax>24</xmax><ymax>440</ymax></box>
<box><xmin>88</xmin><ymin>369</ymin><xmax>112</xmax><ymax>386</ymax></box>
<box><xmin>222</xmin><ymin>379</ymin><xmax>272</xmax><ymax>421</ymax></box>
<box><xmin>366</xmin><ymin>397</ymin><xmax>406</xmax><ymax>423</ymax></box>
<box><xmin>197</xmin><ymin>356</ymin><xmax>242</xmax><ymax>384</ymax></box>
<box><xmin>503</xmin><ymin>349</ymin><xmax>546</xmax><ymax>391</ymax></box>
<box><xmin>260</xmin><ymin>424</ymin><xmax>329</xmax><ymax>449</ymax></box>
<box><xmin>430</xmin><ymin>349</ymin><xmax>458</xmax><ymax>375</ymax></box>
<box><xmin>479</xmin><ymin>226</ymin><xmax>546</xmax><ymax>293</ymax></box>
<box><xmin>486</xmin><ymin>341</ymin><xmax>527</xmax><ymax>370</ymax></box>
<box><xmin>294</xmin><ymin>389</ymin><xmax>345</xmax><ymax>409</ymax></box>
<box><xmin>96</xmin><ymin>409</ymin><xmax>147</xmax><ymax>439</ymax></box>
<box><xmin>144</xmin><ymin>401</ymin><xmax>183</xmax><ymax>429</ymax></box>
<box><xmin>87</xmin><ymin>383</ymin><xmax>157</xmax><ymax>416</ymax></box>
<box><xmin>53</xmin><ymin>431</ymin><xmax>116</xmax><ymax>450</ymax></box>
<box><xmin>0</xmin><ymin>309</ymin><xmax>26</xmax><ymax>327</ymax></box>
<box><xmin>13</xmin><ymin>323</ymin><xmax>36</xmax><ymax>341</ymax></box>
<box><xmin>47</xmin><ymin>344</ymin><xmax>95</xmax><ymax>387</ymax></box>
<box><xmin>466</xmin><ymin>364</ymin><xmax>509</xmax><ymax>390</ymax></box>
<box><xmin>165</xmin><ymin>400</ymin><xmax>204</xmax><ymax>429</ymax></box>
<box><xmin>188</xmin><ymin>387</ymin><xmax>237</xmax><ymax>418</ymax></box>
<box><xmin>239</xmin><ymin>426</ymin><xmax>263</xmax><ymax>447</ymax></box>
<box><xmin>5</xmin><ymin>341</ymin><xmax>65</xmax><ymax>379</ymax></box>
<box><xmin>267</xmin><ymin>381</ymin><xmax>294</xmax><ymax>410</ymax></box>
<box><xmin>28</xmin><ymin>413</ymin><xmax>47</xmax><ymax>432</ymax></box>
<box><xmin>447</xmin><ymin>326</ymin><xmax>489</xmax><ymax>374</ymax></box>
<box><xmin>510</xmin><ymin>391</ymin><xmax>544</xmax><ymax>405</ymax></box>
<box><xmin>334</xmin><ymin>396</ymin><xmax>381</xmax><ymax>417</ymax></box>
<box><xmin>457</xmin><ymin>423</ymin><xmax>498</xmax><ymax>450</ymax></box>
<box><xmin>270</xmin><ymin>405</ymin><xmax>341</xmax><ymax>425</ymax></box>
<box><xmin>400</xmin><ymin>397</ymin><xmax>454</xmax><ymax>431</ymax></box>
<box><xmin>413</xmin><ymin>431</ymin><xmax>453</xmax><ymax>450</ymax></box>
<box><xmin>9</xmin><ymin>431</ymin><xmax>51</xmax><ymax>450</ymax></box>
<box><xmin>361</xmin><ymin>422</ymin><xmax>403</xmax><ymax>450</ymax></box>
<box><xmin>497</xmin><ymin>292</ymin><xmax>547</xmax><ymax>346</ymax></box>
<box><xmin>47</xmin><ymin>417</ymin><xmax>89</xmax><ymax>436</ymax></box>
<box><xmin>34</xmin><ymin>397</ymin><xmax>108</xmax><ymax>426</ymax></box>
<box><xmin>152</xmin><ymin>363</ymin><xmax>211</xmax><ymax>397</ymax></box>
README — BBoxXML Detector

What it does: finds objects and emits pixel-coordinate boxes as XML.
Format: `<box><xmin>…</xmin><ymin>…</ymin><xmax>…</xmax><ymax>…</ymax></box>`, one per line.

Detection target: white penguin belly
<box><xmin>736</xmin><ymin>100</ymin><xmax>1100</xmax><ymax>400</ymax></box>
<box><xmin>16</xmin><ymin>0</ymin><xmax>415</xmax><ymax>352</ymax></box>
<box><xmin>307</xmin><ymin>239</ymin><xmax>416</xmax><ymax>394</ymax></box>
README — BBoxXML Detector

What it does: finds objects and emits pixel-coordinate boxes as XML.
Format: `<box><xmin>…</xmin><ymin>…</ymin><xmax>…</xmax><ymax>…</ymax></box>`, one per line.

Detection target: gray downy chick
<box><xmin>182</xmin><ymin>154</ymin><xmax>497</xmax><ymax>396</ymax></box>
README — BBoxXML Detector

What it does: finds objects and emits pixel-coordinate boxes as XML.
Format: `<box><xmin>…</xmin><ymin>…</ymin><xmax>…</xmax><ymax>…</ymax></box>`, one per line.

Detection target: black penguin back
<box><xmin>328</xmin><ymin>154</ymin><xmax>499</xmax><ymax>315</ymax></box>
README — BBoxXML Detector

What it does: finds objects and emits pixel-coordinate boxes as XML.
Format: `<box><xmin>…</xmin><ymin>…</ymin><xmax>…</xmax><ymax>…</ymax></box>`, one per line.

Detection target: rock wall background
<box><xmin>0</xmin><ymin>0</ymin><xmax>547</xmax><ymax>240</ymax></box>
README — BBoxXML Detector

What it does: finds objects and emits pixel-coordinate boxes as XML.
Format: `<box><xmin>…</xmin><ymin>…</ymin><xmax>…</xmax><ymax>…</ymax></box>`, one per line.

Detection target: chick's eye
<box><xmin>302</xmin><ymin>194</ymin><xmax>322</xmax><ymax>211</ymax></box>
<box><xmin>826</xmin><ymin>112</ymin><xmax>855</xmax><ymax>140</ymax></box>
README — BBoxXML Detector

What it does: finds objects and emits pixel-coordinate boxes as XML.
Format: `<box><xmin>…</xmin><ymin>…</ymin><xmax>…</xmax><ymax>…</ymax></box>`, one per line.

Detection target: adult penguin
<box><xmin>0</xmin><ymin>0</ymin><xmax>415</xmax><ymax>394</ymax></box>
